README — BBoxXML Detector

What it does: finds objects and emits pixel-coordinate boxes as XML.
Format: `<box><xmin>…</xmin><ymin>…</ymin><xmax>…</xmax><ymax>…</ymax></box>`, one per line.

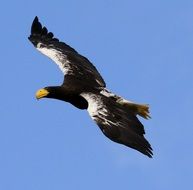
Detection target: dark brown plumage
<box><xmin>29</xmin><ymin>16</ymin><xmax>153</xmax><ymax>157</ymax></box>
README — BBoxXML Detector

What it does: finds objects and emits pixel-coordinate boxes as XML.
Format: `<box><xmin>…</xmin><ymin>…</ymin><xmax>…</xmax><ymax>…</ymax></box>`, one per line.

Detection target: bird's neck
<box><xmin>46</xmin><ymin>86</ymin><xmax>88</xmax><ymax>109</ymax></box>
<box><xmin>47</xmin><ymin>86</ymin><xmax>72</xmax><ymax>101</ymax></box>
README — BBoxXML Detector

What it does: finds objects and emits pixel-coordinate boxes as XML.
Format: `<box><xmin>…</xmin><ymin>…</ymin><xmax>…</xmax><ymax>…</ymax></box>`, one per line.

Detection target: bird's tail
<box><xmin>123</xmin><ymin>102</ymin><xmax>150</xmax><ymax>119</ymax></box>
<box><xmin>101</xmin><ymin>89</ymin><xmax>151</xmax><ymax>119</ymax></box>
<box><xmin>116</xmin><ymin>99</ymin><xmax>150</xmax><ymax>119</ymax></box>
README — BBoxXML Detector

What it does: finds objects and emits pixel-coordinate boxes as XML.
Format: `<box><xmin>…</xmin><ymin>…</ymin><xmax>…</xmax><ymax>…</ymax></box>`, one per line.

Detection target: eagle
<box><xmin>28</xmin><ymin>16</ymin><xmax>153</xmax><ymax>158</ymax></box>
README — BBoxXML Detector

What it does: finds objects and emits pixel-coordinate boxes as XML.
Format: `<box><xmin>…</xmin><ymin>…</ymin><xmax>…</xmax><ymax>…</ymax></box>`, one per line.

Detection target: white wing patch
<box><xmin>80</xmin><ymin>93</ymin><xmax>103</xmax><ymax>118</ymax></box>
<box><xmin>80</xmin><ymin>92</ymin><xmax>119</xmax><ymax>127</ymax></box>
<box><xmin>37</xmin><ymin>43</ymin><xmax>71</xmax><ymax>75</ymax></box>
<box><xmin>100</xmin><ymin>88</ymin><xmax>115</xmax><ymax>98</ymax></box>
<box><xmin>100</xmin><ymin>88</ymin><xmax>133</xmax><ymax>103</ymax></box>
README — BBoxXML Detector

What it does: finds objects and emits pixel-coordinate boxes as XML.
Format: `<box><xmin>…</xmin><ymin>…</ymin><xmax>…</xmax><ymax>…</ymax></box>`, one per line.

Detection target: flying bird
<box><xmin>28</xmin><ymin>16</ymin><xmax>153</xmax><ymax>157</ymax></box>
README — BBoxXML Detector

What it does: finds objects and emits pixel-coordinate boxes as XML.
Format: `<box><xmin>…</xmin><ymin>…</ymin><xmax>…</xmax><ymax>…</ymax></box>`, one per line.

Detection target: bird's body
<box><xmin>29</xmin><ymin>17</ymin><xmax>153</xmax><ymax>157</ymax></box>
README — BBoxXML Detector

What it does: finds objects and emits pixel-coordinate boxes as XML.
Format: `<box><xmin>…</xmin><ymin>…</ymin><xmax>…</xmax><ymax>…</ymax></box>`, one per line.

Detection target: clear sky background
<box><xmin>1</xmin><ymin>0</ymin><xmax>193</xmax><ymax>189</ymax></box>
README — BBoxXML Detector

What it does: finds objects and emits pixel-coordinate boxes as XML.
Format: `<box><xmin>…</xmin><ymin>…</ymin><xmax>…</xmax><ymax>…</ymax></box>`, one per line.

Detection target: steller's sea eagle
<box><xmin>28</xmin><ymin>16</ymin><xmax>153</xmax><ymax>158</ymax></box>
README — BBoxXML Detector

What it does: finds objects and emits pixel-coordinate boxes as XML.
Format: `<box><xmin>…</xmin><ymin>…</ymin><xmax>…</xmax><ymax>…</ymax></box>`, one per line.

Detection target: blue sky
<box><xmin>1</xmin><ymin>0</ymin><xmax>193</xmax><ymax>189</ymax></box>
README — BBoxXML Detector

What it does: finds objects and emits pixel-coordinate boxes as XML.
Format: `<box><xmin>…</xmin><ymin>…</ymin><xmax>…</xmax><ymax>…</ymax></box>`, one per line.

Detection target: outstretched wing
<box><xmin>28</xmin><ymin>16</ymin><xmax>106</xmax><ymax>91</ymax></box>
<box><xmin>81</xmin><ymin>92</ymin><xmax>153</xmax><ymax>158</ymax></box>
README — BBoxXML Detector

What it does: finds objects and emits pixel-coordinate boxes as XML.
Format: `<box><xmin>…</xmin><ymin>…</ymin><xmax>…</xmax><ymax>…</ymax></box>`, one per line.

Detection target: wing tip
<box><xmin>31</xmin><ymin>16</ymin><xmax>42</xmax><ymax>35</ymax></box>
<box><xmin>32</xmin><ymin>16</ymin><xmax>39</xmax><ymax>25</ymax></box>
<box><xmin>34</xmin><ymin>16</ymin><xmax>39</xmax><ymax>21</ymax></box>
<box><xmin>28</xmin><ymin>16</ymin><xmax>59</xmax><ymax>46</ymax></box>
<box><xmin>140</xmin><ymin>140</ymin><xmax>153</xmax><ymax>158</ymax></box>
<box><xmin>145</xmin><ymin>147</ymin><xmax>153</xmax><ymax>158</ymax></box>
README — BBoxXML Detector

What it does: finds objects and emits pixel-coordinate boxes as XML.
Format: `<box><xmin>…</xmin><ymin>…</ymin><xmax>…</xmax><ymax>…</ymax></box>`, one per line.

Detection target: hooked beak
<box><xmin>35</xmin><ymin>88</ymin><xmax>49</xmax><ymax>99</ymax></box>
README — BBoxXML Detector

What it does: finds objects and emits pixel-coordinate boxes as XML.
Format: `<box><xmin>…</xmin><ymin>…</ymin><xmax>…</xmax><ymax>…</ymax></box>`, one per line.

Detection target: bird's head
<box><xmin>35</xmin><ymin>87</ymin><xmax>88</xmax><ymax>110</ymax></box>
<box><xmin>35</xmin><ymin>87</ymin><xmax>60</xmax><ymax>100</ymax></box>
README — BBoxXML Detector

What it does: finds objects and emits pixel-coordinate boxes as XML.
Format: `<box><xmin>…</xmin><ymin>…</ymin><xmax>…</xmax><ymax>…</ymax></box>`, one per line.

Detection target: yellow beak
<box><xmin>35</xmin><ymin>88</ymin><xmax>49</xmax><ymax>99</ymax></box>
